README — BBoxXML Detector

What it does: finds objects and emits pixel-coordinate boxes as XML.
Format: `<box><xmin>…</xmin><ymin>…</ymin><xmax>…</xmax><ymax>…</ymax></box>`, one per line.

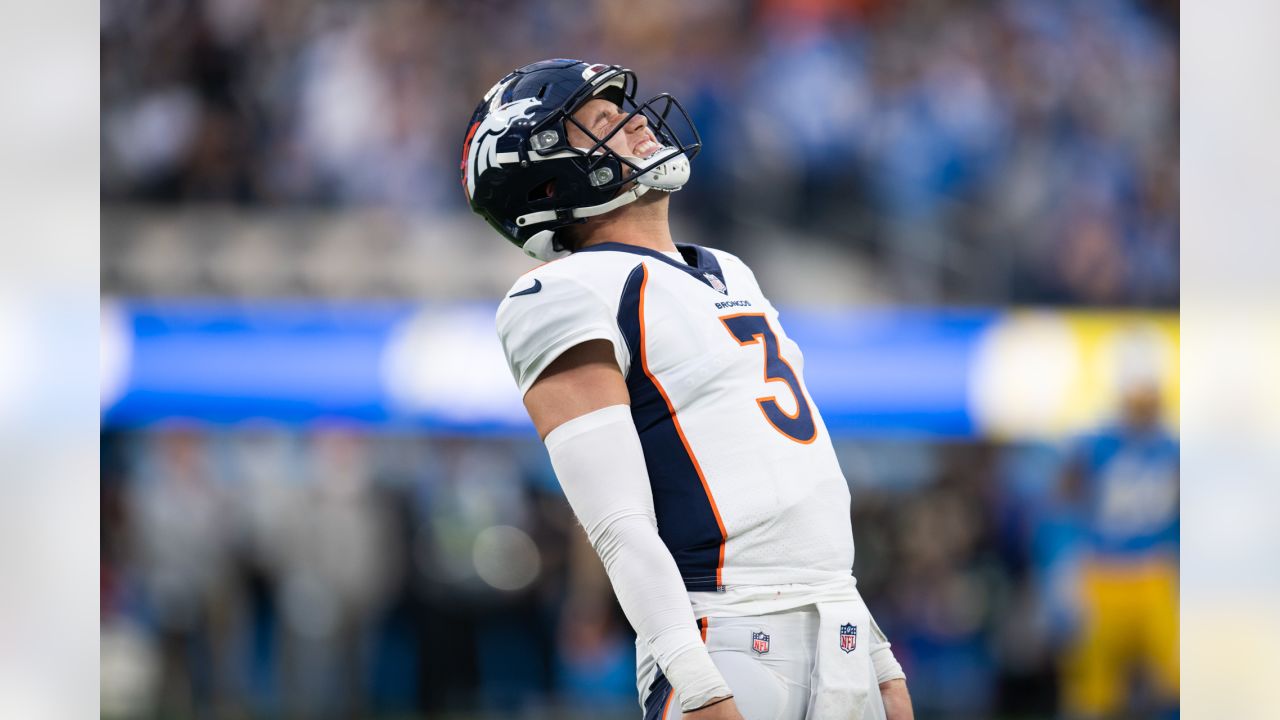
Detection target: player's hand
<box><xmin>682</xmin><ymin>696</ymin><xmax>745</xmax><ymax>719</ymax></box>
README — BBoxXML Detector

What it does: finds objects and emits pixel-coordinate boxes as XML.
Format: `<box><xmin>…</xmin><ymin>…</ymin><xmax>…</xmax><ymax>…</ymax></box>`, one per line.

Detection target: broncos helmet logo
<box><xmin>462</xmin><ymin>78</ymin><xmax>542</xmax><ymax>199</ymax></box>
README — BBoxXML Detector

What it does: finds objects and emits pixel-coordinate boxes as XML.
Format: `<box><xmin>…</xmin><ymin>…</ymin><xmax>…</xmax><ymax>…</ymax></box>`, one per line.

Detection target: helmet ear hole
<box><xmin>528</xmin><ymin>179</ymin><xmax>556</xmax><ymax>201</ymax></box>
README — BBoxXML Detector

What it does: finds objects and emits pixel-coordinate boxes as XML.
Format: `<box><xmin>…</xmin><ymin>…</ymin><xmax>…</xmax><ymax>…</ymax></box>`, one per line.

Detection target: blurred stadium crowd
<box><xmin>100</xmin><ymin>1</ymin><xmax>1179</xmax><ymax>718</ymax></box>
<box><xmin>103</xmin><ymin>427</ymin><xmax>1162</xmax><ymax>719</ymax></box>
<box><xmin>101</xmin><ymin>0</ymin><xmax>1177</xmax><ymax>305</ymax></box>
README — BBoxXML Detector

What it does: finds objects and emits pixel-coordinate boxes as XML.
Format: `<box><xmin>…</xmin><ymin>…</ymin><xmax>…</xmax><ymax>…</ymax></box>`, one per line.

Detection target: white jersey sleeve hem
<box><xmin>496</xmin><ymin>272</ymin><xmax>630</xmax><ymax>394</ymax></box>
<box><xmin>513</xmin><ymin>327</ymin><xmax>625</xmax><ymax>395</ymax></box>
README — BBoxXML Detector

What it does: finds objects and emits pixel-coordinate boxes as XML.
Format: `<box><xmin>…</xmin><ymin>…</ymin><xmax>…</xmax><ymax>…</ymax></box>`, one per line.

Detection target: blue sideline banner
<box><xmin>101</xmin><ymin>300</ymin><xmax>1177</xmax><ymax>439</ymax></box>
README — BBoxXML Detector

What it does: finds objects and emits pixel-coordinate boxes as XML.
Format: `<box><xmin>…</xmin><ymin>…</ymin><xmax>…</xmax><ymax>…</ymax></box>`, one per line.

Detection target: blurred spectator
<box><xmin>125</xmin><ymin>429</ymin><xmax>235</xmax><ymax>717</ymax></box>
<box><xmin>275</xmin><ymin>429</ymin><xmax>398</xmax><ymax>718</ymax></box>
<box><xmin>101</xmin><ymin>0</ymin><xmax>1177</xmax><ymax>307</ymax></box>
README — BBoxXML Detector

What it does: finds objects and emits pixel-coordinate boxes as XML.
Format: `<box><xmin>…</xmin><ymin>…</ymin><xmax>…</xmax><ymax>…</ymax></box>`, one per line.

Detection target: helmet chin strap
<box><xmin>514</xmin><ymin>180</ymin><xmax>650</xmax><ymax>258</ymax></box>
<box><xmin>515</xmin><ymin>146</ymin><xmax>690</xmax><ymax>225</ymax></box>
<box><xmin>515</xmin><ymin>145</ymin><xmax>692</xmax><ymax>261</ymax></box>
<box><xmin>517</xmin><ymin>182</ymin><xmax>653</xmax><ymax>260</ymax></box>
<box><xmin>515</xmin><ymin>181</ymin><xmax>653</xmax><ymax>230</ymax></box>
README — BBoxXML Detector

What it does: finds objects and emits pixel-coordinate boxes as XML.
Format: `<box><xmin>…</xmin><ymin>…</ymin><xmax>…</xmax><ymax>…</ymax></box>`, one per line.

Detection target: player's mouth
<box><xmin>634</xmin><ymin>136</ymin><xmax>661</xmax><ymax>158</ymax></box>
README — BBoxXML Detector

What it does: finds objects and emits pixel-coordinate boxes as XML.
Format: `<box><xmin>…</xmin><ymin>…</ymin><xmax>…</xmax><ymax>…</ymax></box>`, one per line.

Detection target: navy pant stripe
<box><xmin>643</xmin><ymin>670</ymin><xmax>673</xmax><ymax>720</ymax></box>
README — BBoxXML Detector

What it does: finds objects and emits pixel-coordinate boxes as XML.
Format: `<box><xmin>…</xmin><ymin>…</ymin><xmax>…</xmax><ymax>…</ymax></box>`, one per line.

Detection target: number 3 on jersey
<box><xmin>720</xmin><ymin>313</ymin><xmax>817</xmax><ymax>444</ymax></box>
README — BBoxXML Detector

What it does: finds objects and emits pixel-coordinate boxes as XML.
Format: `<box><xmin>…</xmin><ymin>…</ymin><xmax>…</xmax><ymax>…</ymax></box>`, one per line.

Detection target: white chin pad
<box><xmin>522</xmin><ymin>229</ymin><xmax>571</xmax><ymax>262</ymax></box>
<box><xmin>632</xmin><ymin>146</ymin><xmax>690</xmax><ymax>191</ymax></box>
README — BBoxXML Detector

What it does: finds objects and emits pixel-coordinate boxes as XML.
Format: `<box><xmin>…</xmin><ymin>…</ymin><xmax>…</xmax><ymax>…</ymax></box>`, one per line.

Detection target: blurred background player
<box><xmin>1057</xmin><ymin>333</ymin><xmax>1179</xmax><ymax>719</ymax></box>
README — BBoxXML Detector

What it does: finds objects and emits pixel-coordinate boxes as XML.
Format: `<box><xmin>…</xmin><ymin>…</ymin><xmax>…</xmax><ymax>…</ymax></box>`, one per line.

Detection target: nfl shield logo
<box><xmin>839</xmin><ymin>623</ymin><xmax>857</xmax><ymax>653</ymax></box>
<box><xmin>704</xmin><ymin>273</ymin><xmax>728</xmax><ymax>294</ymax></box>
<box><xmin>751</xmin><ymin>631</ymin><xmax>770</xmax><ymax>655</ymax></box>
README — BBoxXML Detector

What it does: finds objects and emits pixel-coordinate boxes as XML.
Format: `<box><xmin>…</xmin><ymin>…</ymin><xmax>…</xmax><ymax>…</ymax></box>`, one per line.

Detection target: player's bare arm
<box><xmin>880</xmin><ymin>678</ymin><xmax>914</xmax><ymax>720</ymax></box>
<box><xmin>523</xmin><ymin>339</ymin><xmax>628</xmax><ymax>438</ymax></box>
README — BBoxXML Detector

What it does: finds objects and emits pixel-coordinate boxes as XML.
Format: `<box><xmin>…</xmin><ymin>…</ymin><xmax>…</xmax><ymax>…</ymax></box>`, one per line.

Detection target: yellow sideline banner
<box><xmin>969</xmin><ymin>311</ymin><xmax>1179</xmax><ymax>440</ymax></box>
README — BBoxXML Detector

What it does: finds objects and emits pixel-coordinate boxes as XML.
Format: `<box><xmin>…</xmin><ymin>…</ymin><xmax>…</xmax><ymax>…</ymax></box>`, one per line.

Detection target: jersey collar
<box><xmin>577</xmin><ymin>241</ymin><xmax>728</xmax><ymax>294</ymax></box>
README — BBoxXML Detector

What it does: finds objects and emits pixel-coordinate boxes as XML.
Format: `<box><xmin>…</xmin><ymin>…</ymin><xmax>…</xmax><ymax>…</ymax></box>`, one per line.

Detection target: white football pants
<box><xmin>640</xmin><ymin>601</ymin><xmax>893</xmax><ymax>720</ymax></box>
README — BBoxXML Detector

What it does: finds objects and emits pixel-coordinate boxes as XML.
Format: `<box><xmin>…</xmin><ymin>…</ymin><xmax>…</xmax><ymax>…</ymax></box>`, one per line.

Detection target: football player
<box><xmin>463</xmin><ymin>59</ymin><xmax>913</xmax><ymax>720</ymax></box>
<box><xmin>1058</xmin><ymin>357</ymin><xmax>1179</xmax><ymax>719</ymax></box>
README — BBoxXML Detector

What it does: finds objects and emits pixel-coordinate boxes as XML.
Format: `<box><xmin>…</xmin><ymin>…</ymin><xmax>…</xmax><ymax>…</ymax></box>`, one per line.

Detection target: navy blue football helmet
<box><xmin>461</xmin><ymin>59</ymin><xmax>701</xmax><ymax>260</ymax></box>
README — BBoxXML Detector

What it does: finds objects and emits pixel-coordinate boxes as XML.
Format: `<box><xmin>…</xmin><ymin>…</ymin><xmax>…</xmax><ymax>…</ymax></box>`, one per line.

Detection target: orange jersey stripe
<box><xmin>660</xmin><ymin>689</ymin><xmax>675</xmax><ymax>719</ymax></box>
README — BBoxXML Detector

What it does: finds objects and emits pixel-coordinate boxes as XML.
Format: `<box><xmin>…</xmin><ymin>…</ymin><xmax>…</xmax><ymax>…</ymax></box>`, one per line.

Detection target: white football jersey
<box><xmin>496</xmin><ymin>242</ymin><xmax>855</xmax><ymax>596</ymax></box>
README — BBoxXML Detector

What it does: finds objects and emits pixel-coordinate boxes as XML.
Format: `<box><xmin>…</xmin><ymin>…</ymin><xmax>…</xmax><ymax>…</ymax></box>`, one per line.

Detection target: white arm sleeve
<box><xmin>545</xmin><ymin>404</ymin><xmax>732</xmax><ymax>711</ymax></box>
